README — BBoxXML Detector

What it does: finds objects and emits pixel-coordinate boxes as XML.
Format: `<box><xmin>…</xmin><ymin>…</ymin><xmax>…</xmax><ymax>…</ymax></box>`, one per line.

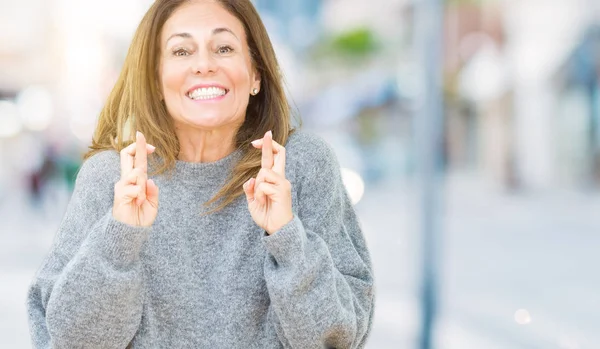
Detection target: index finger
<box><xmin>273</xmin><ymin>144</ymin><xmax>286</xmax><ymax>176</ymax></box>
<box><xmin>261</xmin><ymin>130</ymin><xmax>274</xmax><ymax>170</ymax></box>
<box><xmin>251</xmin><ymin>138</ymin><xmax>284</xmax><ymax>154</ymax></box>
<box><xmin>120</xmin><ymin>143</ymin><xmax>136</xmax><ymax>179</ymax></box>
<box><xmin>134</xmin><ymin>131</ymin><xmax>148</xmax><ymax>173</ymax></box>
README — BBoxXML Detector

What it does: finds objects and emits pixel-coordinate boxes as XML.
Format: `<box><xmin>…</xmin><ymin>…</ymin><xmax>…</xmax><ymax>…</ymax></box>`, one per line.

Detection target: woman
<box><xmin>27</xmin><ymin>0</ymin><xmax>374</xmax><ymax>348</ymax></box>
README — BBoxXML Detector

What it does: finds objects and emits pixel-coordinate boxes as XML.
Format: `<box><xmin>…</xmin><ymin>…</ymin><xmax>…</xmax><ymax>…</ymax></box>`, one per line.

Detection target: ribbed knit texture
<box><xmin>27</xmin><ymin>131</ymin><xmax>374</xmax><ymax>349</ymax></box>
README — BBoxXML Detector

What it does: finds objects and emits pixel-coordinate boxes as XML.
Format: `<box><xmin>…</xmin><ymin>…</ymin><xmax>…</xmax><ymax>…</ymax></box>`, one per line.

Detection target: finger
<box><xmin>257</xmin><ymin>168</ymin><xmax>286</xmax><ymax>185</ymax></box>
<box><xmin>137</xmin><ymin>176</ymin><xmax>147</xmax><ymax>206</ymax></box>
<box><xmin>123</xmin><ymin>142</ymin><xmax>156</xmax><ymax>155</ymax></box>
<box><xmin>254</xmin><ymin>181</ymin><xmax>278</xmax><ymax>205</ymax></box>
<box><xmin>146</xmin><ymin>179</ymin><xmax>159</xmax><ymax>207</ymax></box>
<box><xmin>272</xmin><ymin>145</ymin><xmax>286</xmax><ymax>176</ymax></box>
<box><xmin>120</xmin><ymin>145</ymin><xmax>135</xmax><ymax>179</ymax></box>
<box><xmin>252</xmin><ymin>138</ymin><xmax>285</xmax><ymax>175</ymax></box>
<box><xmin>122</xmin><ymin>142</ymin><xmax>156</xmax><ymax>156</ymax></box>
<box><xmin>243</xmin><ymin>178</ymin><xmax>256</xmax><ymax>204</ymax></box>
<box><xmin>121</xmin><ymin>185</ymin><xmax>143</xmax><ymax>201</ymax></box>
<box><xmin>251</xmin><ymin>138</ymin><xmax>284</xmax><ymax>153</ymax></box>
<box><xmin>123</xmin><ymin>168</ymin><xmax>146</xmax><ymax>205</ymax></box>
<box><xmin>251</xmin><ymin>139</ymin><xmax>282</xmax><ymax>151</ymax></box>
<box><xmin>261</xmin><ymin>130</ymin><xmax>274</xmax><ymax>170</ymax></box>
<box><xmin>135</xmin><ymin>193</ymin><xmax>146</xmax><ymax>206</ymax></box>
<box><xmin>125</xmin><ymin>168</ymin><xmax>146</xmax><ymax>185</ymax></box>
<box><xmin>120</xmin><ymin>142</ymin><xmax>155</xmax><ymax>178</ymax></box>
<box><xmin>134</xmin><ymin>131</ymin><xmax>148</xmax><ymax>173</ymax></box>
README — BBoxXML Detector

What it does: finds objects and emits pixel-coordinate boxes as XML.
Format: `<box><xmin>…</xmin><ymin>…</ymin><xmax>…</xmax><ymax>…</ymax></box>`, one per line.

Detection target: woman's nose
<box><xmin>192</xmin><ymin>51</ymin><xmax>217</xmax><ymax>75</ymax></box>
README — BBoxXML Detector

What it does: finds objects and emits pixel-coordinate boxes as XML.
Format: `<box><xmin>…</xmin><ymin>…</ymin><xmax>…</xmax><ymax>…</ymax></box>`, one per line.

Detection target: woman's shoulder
<box><xmin>284</xmin><ymin>129</ymin><xmax>341</xmax><ymax>178</ymax></box>
<box><xmin>76</xmin><ymin>149</ymin><xmax>121</xmax><ymax>184</ymax></box>
<box><xmin>285</xmin><ymin>129</ymin><xmax>337</xmax><ymax>163</ymax></box>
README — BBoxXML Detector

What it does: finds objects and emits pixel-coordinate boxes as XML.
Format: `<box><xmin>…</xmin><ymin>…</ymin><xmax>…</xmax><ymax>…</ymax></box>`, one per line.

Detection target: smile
<box><xmin>187</xmin><ymin>86</ymin><xmax>228</xmax><ymax>100</ymax></box>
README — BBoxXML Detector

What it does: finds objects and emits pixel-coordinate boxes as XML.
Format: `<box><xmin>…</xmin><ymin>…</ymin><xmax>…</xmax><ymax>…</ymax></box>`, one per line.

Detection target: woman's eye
<box><xmin>217</xmin><ymin>46</ymin><xmax>233</xmax><ymax>54</ymax></box>
<box><xmin>173</xmin><ymin>49</ymin><xmax>189</xmax><ymax>57</ymax></box>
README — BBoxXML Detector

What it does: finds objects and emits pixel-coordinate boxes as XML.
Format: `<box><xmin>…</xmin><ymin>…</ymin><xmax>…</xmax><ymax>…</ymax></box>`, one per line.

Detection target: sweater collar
<box><xmin>168</xmin><ymin>148</ymin><xmax>244</xmax><ymax>185</ymax></box>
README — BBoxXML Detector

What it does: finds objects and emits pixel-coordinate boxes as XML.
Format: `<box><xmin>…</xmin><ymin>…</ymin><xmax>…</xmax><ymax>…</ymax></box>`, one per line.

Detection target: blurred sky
<box><xmin>1</xmin><ymin>0</ymin><xmax>600</xmax><ymax>348</ymax></box>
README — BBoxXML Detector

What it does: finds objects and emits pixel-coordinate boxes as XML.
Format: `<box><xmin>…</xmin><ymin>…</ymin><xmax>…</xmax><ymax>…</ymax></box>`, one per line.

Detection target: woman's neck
<box><xmin>175</xmin><ymin>126</ymin><xmax>237</xmax><ymax>163</ymax></box>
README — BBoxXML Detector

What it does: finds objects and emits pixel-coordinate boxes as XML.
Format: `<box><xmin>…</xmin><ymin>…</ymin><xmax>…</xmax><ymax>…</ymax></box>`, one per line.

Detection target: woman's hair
<box><xmin>86</xmin><ymin>0</ymin><xmax>297</xmax><ymax>211</ymax></box>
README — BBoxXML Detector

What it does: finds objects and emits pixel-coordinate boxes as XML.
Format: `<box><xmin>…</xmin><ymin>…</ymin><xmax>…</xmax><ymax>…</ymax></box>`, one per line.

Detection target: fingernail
<box><xmin>147</xmin><ymin>144</ymin><xmax>156</xmax><ymax>151</ymax></box>
<box><xmin>136</xmin><ymin>131</ymin><xmax>142</xmax><ymax>139</ymax></box>
<box><xmin>251</xmin><ymin>139</ymin><xmax>261</xmax><ymax>146</ymax></box>
<box><xmin>266</xmin><ymin>130</ymin><xmax>272</xmax><ymax>137</ymax></box>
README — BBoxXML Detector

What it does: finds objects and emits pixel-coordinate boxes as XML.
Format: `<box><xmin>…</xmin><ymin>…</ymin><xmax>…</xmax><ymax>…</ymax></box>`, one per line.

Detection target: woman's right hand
<box><xmin>113</xmin><ymin>131</ymin><xmax>159</xmax><ymax>227</ymax></box>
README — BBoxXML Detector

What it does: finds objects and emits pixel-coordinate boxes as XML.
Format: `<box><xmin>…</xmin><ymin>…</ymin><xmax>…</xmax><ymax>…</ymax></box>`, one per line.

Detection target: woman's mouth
<box><xmin>187</xmin><ymin>86</ymin><xmax>229</xmax><ymax>101</ymax></box>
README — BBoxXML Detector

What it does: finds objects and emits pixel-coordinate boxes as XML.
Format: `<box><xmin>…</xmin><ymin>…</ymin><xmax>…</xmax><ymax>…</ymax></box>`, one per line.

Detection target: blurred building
<box><xmin>442</xmin><ymin>0</ymin><xmax>600</xmax><ymax>192</ymax></box>
<box><xmin>444</xmin><ymin>1</ymin><xmax>514</xmax><ymax>188</ymax></box>
<box><xmin>554</xmin><ymin>26</ymin><xmax>600</xmax><ymax>187</ymax></box>
<box><xmin>253</xmin><ymin>0</ymin><xmax>322</xmax><ymax>52</ymax></box>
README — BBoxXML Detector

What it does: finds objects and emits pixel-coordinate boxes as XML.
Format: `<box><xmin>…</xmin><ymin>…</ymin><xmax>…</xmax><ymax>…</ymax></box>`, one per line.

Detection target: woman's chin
<box><xmin>179</xmin><ymin>114</ymin><xmax>238</xmax><ymax>131</ymax></box>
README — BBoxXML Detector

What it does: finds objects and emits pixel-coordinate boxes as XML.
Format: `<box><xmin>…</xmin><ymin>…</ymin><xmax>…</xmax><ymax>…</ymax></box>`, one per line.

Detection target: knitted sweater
<box><xmin>27</xmin><ymin>131</ymin><xmax>374</xmax><ymax>348</ymax></box>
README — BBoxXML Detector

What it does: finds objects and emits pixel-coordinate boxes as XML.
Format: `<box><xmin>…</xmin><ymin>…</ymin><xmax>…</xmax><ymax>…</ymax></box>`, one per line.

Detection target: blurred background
<box><xmin>1</xmin><ymin>0</ymin><xmax>600</xmax><ymax>347</ymax></box>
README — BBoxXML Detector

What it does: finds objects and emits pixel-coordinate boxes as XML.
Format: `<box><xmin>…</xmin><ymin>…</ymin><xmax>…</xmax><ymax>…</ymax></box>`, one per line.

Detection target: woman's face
<box><xmin>159</xmin><ymin>0</ymin><xmax>260</xmax><ymax>133</ymax></box>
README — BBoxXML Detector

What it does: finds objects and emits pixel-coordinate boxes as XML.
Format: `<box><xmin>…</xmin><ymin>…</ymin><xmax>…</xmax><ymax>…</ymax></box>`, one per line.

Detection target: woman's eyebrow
<box><xmin>212</xmin><ymin>27</ymin><xmax>239</xmax><ymax>41</ymax></box>
<box><xmin>166</xmin><ymin>28</ymin><xmax>239</xmax><ymax>45</ymax></box>
<box><xmin>166</xmin><ymin>32</ymin><xmax>192</xmax><ymax>45</ymax></box>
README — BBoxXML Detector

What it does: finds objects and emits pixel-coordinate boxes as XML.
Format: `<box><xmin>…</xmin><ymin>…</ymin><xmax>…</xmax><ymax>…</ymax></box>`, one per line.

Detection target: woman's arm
<box><xmin>27</xmin><ymin>151</ymin><xmax>149</xmax><ymax>349</ymax></box>
<box><xmin>262</xmin><ymin>137</ymin><xmax>375</xmax><ymax>348</ymax></box>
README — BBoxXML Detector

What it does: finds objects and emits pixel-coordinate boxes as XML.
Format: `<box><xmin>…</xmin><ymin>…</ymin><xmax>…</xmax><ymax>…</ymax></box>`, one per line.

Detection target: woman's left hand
<box><xmin>243</xmin><ymin>131</ymin><xmax>293</xmax><ymax>235</ymax></box>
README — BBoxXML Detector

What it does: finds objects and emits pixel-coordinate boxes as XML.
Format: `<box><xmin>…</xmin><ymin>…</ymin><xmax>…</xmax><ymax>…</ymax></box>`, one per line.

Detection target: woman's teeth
<box><xmin>188</xmin><ymin>87</ymin><xmax>227</xmax><ymax>100</ymax></box>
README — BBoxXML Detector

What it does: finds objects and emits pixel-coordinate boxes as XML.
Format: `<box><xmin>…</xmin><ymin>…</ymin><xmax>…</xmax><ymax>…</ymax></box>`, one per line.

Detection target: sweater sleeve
<box><xmin>26</xmin><ymin>151</ymin><xmax>150</xmax><ymax>349</ymax></box>
<box><xmin>261</xmin><ymin>136</ymin><xmax>375</xmax><ymax>349</ymax></box>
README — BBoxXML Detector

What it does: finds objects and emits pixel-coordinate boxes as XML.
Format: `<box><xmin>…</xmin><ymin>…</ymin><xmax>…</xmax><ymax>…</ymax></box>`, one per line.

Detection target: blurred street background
<box><xmin>2</xmin><ymin>0</ymin><xmax>600</xmax><ymax>348</ymax></box>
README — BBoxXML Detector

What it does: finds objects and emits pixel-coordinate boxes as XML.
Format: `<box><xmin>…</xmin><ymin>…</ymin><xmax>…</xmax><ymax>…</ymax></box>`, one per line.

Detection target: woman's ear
<box><xmin>250</xmin><ymin>73</ymin><xmax>261</xmax><ymax>96</ymax></box>
<box><xmin>253</xmin><ymin>67</ymin><xmax>261</xmax><ymax>89</ymax></box>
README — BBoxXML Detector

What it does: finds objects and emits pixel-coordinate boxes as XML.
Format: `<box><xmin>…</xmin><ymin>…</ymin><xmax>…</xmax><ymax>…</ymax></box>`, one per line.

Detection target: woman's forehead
<box><xmin>161</xmin><ymin>1</ymin><xmax>246</xmax><ymax>43</ymax></box>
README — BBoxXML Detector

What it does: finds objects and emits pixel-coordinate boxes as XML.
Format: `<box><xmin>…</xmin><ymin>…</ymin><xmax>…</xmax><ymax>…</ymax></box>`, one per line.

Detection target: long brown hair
<box><xmin>86</xmin><ymin>0</ymin><xmax>297</xmax><ymax>211</ymax></box>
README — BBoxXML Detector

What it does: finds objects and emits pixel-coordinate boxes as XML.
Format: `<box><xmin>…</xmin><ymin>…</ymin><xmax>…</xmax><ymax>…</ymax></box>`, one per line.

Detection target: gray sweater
<box><xmin>27</xmin><ymin>131</ymin><xmax>374</xmax><ymax>348</ymax></box>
